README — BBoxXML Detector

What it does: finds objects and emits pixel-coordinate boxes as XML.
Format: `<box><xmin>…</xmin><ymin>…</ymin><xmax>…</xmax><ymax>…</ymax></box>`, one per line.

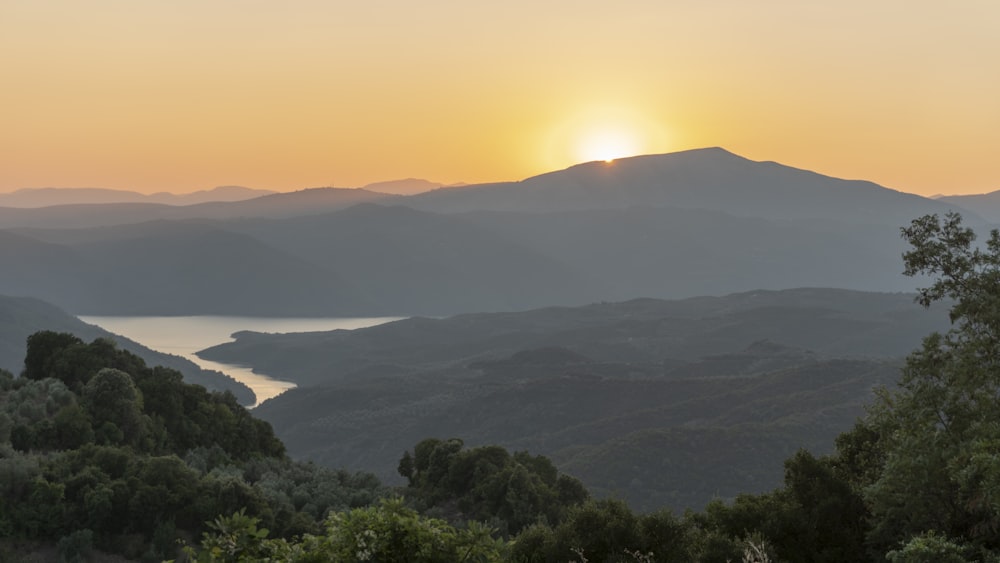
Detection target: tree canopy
<box><xmin>861</xmin><ymin>212</ymin><xmax>1000</xmax><ymax>557</ymax></box>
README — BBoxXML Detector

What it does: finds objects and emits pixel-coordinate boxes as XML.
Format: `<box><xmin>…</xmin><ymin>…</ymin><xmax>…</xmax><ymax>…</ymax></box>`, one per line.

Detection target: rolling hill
<box><xmin>199</xmin><ymin>288</ymin><xmax>949</xmax><ymax>511</ymax></box>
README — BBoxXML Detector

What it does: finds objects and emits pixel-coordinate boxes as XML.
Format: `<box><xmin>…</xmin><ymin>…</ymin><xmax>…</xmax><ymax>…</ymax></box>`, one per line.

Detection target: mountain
<box><xmin>0</xmin><ymin>148</ymin><xmax>981</xmax><ymax>317</ymax></box>
<box><xmin>0</xmin><ymin>185</ymin><xmax>276</xmax><ymax>207</ymax></box>
<box><xmin>0</xmin><ymin>294</ymin><xmax>254</xmax><ymax>403</ymax></box>
<box><xmin>464</xmin><ymin>206</ymin><xmax>910</xmax><ymax>301</ymax></box>
<box><xmin>0</xmin><ymin>187</ymin><xmax>397</xmax><ymax>229</ymax></box>
<box><xmin>936</xmin><ymin>189</ymin><xmax>1000</xmax><ymax>223</ymax></box>
<box><xmin>145</xmin><ymin>185</ymin><xmax>279</xmax><ymax>205</ymax></box>
<box><xmin>361</xmin><ymin>178</ymin><xmax>444</xmax><ymax>195</ymax></box>
<box><xmin>1</xmin><ymin>148</ymin><xmax>973</xmax><ymax>230</ymax></box>
<box><xmin>199</xmin><ymin>288</ymin><xmax>948</xmax><ymax>511</ymax></box>
<box><xmin>7</xmin><ymin>204</ymin><xmax>598</xmax><ymax>316</ymax></box>
<box><xmin>0</xmin><ymin>222</ymin><xmax>380</xmax><ymax>316</ymax></box>
<box><xmin>406</xmin><ymin>147</ymin><xmax>973</xmax><ymax>225</ymax></box>
<box><xmin>227</xmin><ymin>204</ymin><xmax>601</xmax><ymax>315</ymax></box>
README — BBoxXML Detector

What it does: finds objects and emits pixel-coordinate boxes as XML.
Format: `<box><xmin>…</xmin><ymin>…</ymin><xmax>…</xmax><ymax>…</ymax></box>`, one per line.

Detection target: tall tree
<box><xmin>865</xmin><ymin>212</ymin><xmax>1000</xmax><ymax>556</ymax></box>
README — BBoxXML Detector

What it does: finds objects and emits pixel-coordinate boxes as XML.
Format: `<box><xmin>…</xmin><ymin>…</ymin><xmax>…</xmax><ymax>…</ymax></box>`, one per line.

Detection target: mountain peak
<box><xmin>565</xmin><ymin>146</ymin><xmax>745</xmax><ymax>171</ymax></box>
<box><xmin>404</xmin><ymin>146</ymin><xmax>967</xmax><ymax>225</ymax></box>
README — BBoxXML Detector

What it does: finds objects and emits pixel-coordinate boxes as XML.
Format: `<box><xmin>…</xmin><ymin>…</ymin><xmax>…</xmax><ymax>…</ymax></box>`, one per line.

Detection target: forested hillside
<box><xmin>0</xmin><ymin>333</ymin><xmax>384</xmax><ymax>561</ymax></box>
<box><xmin>197</xmin><ymin>288</ymin><xmax>945</xmax><ymax>511</ymax></box>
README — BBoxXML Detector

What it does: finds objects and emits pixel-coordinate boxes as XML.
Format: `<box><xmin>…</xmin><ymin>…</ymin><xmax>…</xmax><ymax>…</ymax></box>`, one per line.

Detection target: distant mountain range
<box><xmin>361</xmin><ymin>178</ymin><xmax>444</xmax><ymax>195</ymax></box>
<box><xmin>406</xmin><ymin>148</ymin><xmax>967</xmax><ymax>225</ymax></box>
<box><xmin>0</xmin><ymin>185</ymin><xmax>277</xmax><ymax>208</ymax></box>
<box><xmin>0</xmin><ymin>295</ymin><xmax>254</xmax><ymax>404</ymax></box>
<box><xmin>0</xmin><ymin>188</ymin><xmax>400</xmax><ymax>229</ymax></box>
<box><xmin>0</xmin><ymin>147</ymin><xmax>988</xmax><ymax>316</ymax></box>
<box><xmin>196</xmin><ymin>288</ymin><xmax>950</xmax><ymax>511</ymax></box>
<box><xmin>936</xmin><ymin>189</ymin><xmax>1000</xmax><ymax>223</ymax></box>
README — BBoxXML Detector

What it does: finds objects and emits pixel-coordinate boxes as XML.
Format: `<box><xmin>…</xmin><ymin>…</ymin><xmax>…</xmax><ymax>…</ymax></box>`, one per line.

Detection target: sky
<box><xmin>2</xmin><ymin>1</ymin><xmax>999</xmax><ymax>196</ymax></box>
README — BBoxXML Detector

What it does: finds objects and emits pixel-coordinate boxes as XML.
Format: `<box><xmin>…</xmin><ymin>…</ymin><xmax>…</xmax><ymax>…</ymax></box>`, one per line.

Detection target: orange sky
<box><xmin>2</xmin><ymin>1</ymin><xmax>999</xmax><ymax>196</ymax></box>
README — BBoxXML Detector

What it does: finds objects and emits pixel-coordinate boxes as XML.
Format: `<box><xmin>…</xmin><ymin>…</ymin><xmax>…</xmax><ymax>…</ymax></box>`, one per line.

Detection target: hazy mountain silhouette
<box><xmin>0</xmin><ymin>294</ymin><xmax>254</xmax><ymax>403</ymax></box>
<box><xmin>936</xmin><ymin>189</ymin><xmax>1000</xmax><ymax>223</ymax></box>
<box><xmin>0</xmin><ymin>223</ymin><xmax>380</xmax><ymax>316</ymax></box>
<box><xmin>228</xmin><ymin>204</ymin><xmax>601</xmax><ymax>315</ymax></box>
<box><xmin>0</xmin><ymin>185</ymin><xmax>276</xmax><ymax>208</ymax></box>
<box><xmin>0</xmin><ymin>147</ymin><xmax>982</xmax><ymax>316</ymax></box>
<box><xmin>0</xmin><ymin>187</ymin><xmax>398</xmax><ymax>229</ymax></box>
<box><xmin>465</xmin><ymin>206</ymin><xmax>910</xmax><ymax>301</ymax></box>
<box><xmin>406</xmin><ymin>147</ymin><xmax>973</xmax><ymax>225</ymax></box>
<box><xmin>1</xmin><ymin>148</ymin><xmax>973</xmax><ymax>229</ymax></box>
<box><xmin>361</xmin><ymin>178</ymin><xmax>443</xmax><ymax>195</ymax></box>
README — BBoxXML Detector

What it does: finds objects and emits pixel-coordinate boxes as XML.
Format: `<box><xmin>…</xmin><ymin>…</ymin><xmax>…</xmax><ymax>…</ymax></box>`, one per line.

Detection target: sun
<box><xmin>575</xmin><ymin>128</ymin><xmax>641</xmax><ymax>163</ymax></box>
<box><xmin>539</xmin><ymin>104</ymin><xmax>670</xmax><ymax>171</ymax></box>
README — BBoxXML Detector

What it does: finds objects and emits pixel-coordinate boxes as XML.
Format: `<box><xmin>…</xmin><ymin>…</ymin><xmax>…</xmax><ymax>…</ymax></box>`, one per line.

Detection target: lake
<box><xmin>78</xmin><ymin>315</ymin><xmax>402</xmax><ymax>407</ymax></box>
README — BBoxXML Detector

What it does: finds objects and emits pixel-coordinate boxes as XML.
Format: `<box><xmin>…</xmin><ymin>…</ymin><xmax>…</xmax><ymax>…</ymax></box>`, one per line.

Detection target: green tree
<box><xmin>191</xmin><ymin>499</ymin><xmax>504</xmax><ymax>562</ymax></box>
<box><xmin>22</xmin><ymin>332</ymin><xmax>85</xmax><ymax>382</ymax></box>
<box><xmin>885</xmin><ymin>531</ymin><xmax>991</xmax><ymax>563</ymax></box>
<box><xmin>865</xmin><ymin>212</ymin><xmax>1000</xmax><ymax>555</ymax></box>
<box><xmin>398</xmin><ymin>450</ymin><xmax>415</xmax><ymax>485</ymax></box>
<box><xmin>81</xmin><ymin>368</ymin><xmax>150</xmax><ymax>448</ymax></box>
<box><xmin>400</xmin><ymin>440</ymin><xmax>588</xmax><ymax>535</ymax></box>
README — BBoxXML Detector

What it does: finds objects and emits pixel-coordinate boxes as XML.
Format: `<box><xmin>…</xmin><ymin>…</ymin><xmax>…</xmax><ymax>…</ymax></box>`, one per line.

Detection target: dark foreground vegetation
<box><xmin>3</xmin><ymin>212</ymin><xmax>1000</xmax><ymax>561</ymax></box>
<box><xmin>0</xmin><ymin>334</ymin><xmax>383</xmax><ymax>561</ymax></box>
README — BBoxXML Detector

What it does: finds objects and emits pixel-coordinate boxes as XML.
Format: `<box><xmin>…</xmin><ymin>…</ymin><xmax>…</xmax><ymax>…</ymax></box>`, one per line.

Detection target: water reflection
<box><xmin>78</xmin><ymin>315</ymin><xmax>400</xmax><ymax>407</ymax></box>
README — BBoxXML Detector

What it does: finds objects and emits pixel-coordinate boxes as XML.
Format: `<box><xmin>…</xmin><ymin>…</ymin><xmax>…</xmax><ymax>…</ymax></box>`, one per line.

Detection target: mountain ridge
<box><xmin>936</xmin><ymin>189</ymin><xmax>1000</xmax><ymax>223</ymax></box>
<box><xmin>405</xmin><ymin>147</ymin><xmax>977</xmax><ymax>224</ymax></box>
<box><xmin>0</xmin><ymin>147</ymin><xmax>983</xmax><ymax>316</ymax></box>
<box><xmin>0</xmin><ymin>185</ymin><xmax>277</xmax><ymax>207</ymax></box>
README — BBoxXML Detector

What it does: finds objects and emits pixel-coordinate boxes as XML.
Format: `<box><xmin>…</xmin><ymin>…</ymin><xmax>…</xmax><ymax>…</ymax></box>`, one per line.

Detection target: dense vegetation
<box><xmin>398</xmin><ymin>438</ymin><xmax>590</xmax><ymax>535</ymax></box>
<box><xmin>0</xmin><ymin>333</ymin><xmax>383</xmax><ymax>561</ymax></box>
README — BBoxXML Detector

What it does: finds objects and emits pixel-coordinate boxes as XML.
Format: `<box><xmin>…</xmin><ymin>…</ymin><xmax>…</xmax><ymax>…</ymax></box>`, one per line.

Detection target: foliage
<box><xmin>17</xmin><ymin>332</ymin><xmax>286</xmax><ymax>460</ymax></box>
<box><xmin>862</xmin><ymin>213</ymin><xmax>1000</xmax><ymax>556</ymax></box>
<box><xmin>0</xmin><ymin>331</ymin><xmax>383</xmax><ymax>559</ymax></box>
<box><xmin>189</xmin><ymin>499</ymin><xmax>505</xmax><ymax>562</ymax></box>
<box><xmin>401</xmin><ymin>439</ymin><xmax>589</xmax><ymax>535</ymax></box>
<box><xmin>884</xmin><ymin>530</ymin><xmax>1000</xmax><ymax>563</ymax></box>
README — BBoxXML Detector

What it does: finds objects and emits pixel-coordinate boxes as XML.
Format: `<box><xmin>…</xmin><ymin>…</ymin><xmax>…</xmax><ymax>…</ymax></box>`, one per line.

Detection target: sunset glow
<box><xmin>1</xmin><ymin>1</ymin><xmax>999</xmax><ymax>195</ymax></box>
<box><xmin>576</xmin><ymin>129</ymin><xmax>641</xmax><ymax>163</ymax></box>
